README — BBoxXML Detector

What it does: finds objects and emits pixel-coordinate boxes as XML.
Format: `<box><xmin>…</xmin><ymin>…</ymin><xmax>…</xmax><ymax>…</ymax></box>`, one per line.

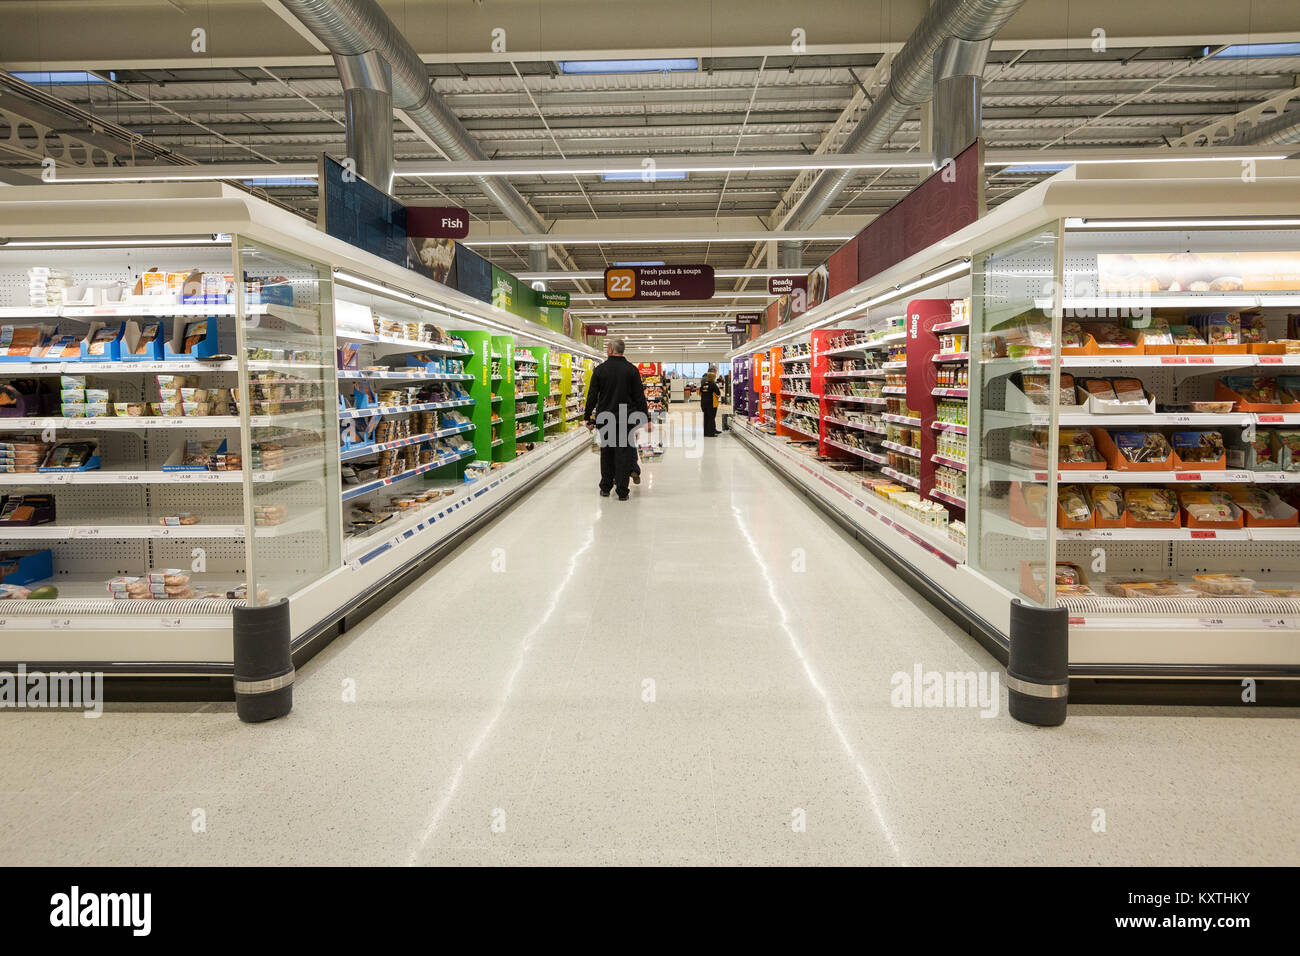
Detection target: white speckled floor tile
<box><xmin>0</xmin><ymin>416</ymin><xmax>1294</xmax><ymax>865</ymax></box>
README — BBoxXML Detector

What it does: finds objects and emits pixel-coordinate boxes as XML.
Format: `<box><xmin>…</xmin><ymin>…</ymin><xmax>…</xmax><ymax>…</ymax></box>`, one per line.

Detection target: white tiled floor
<box><xmin>0</xmin><ymin>408</ymin><xmax>1296</xmax><ymax>866</ymax></box>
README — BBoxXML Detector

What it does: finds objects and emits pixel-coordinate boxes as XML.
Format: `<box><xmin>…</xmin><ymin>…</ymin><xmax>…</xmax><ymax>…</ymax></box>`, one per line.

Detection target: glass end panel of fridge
<box><xmin>969</xmin><ymin>226</ymin><xmax>1063</xmax><ymax>608</ymax></box>
<box><xmin>237</xmin><ymin>238</ymin><xmax>341</xmax><ymax>605</ymax></box>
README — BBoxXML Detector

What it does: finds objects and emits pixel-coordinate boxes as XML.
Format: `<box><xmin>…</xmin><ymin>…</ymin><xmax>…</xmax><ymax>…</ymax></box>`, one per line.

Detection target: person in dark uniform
<box><xmin>584</xmin><ymin>338</ymin><xmax>650</xmax><ymax>500</ymax></box>
<box><xmin>700</xmin><ymin>365</ymin><xmax>721</xmax><ymax>437</ymax></box>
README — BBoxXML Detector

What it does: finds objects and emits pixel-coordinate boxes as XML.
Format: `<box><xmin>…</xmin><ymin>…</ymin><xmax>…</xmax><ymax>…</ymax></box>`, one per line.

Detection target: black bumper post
<box><xmin>232</xmin><ymin>598</ymin><xmax>294</xmax><ymax>723</ymax></box>
<box><xmin>1007</xmin><ymin>599</ymin><xmax>1069</xmax><ymax>726</ymax></box>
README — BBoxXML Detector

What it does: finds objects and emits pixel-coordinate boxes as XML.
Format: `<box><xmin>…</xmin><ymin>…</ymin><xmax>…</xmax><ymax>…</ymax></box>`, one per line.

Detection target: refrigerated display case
<box><xmin>0</xmin><ymin>182</ymin><xmax>599</xmax><ymax>678</ymax></box>
<box><xmin>728</xmin><ymin>159</ymin><xmax>1300</xmax><ymax>698</ymax></box>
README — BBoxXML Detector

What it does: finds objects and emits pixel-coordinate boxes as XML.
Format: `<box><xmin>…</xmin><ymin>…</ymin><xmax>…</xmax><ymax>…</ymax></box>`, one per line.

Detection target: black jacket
<box><xmin>699</xmin><ymin>377</ymin><xmax>721</xmax><ymax>411</ymax></box>
<box><xmin>584</xmin><ymin>355</ymin><xmax>650</xmax><ymax>433</ymax></box>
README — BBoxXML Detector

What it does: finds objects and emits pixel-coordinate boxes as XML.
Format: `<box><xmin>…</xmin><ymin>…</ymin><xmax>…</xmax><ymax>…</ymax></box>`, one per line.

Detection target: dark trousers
<box><xmin>600</xmin><ymin>442</ymin><xmax>637</xmax><ymax>495</ymax></box>
<box><xmin>703</xmin><ymin>405</ymin><xmax>718</xmax><ymax>436</ymax></box>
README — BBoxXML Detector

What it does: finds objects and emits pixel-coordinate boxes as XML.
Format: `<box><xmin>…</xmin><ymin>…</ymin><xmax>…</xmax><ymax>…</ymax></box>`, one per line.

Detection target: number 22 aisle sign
<box><xmin>604</xmin><ymin>265</ymin><xmax>715</xmax><ymax>301</ymax></box>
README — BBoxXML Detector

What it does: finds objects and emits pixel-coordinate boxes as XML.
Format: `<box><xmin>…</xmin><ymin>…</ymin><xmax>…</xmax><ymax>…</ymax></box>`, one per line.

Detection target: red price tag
<box><xmin>1160</xmin><ymin>355</ymin><xmax>1187</xmax><ymax>365</ymax></box>
<box><xmin>1190</xmin><ymin>530</ymin><xmax>1217</xmax><ymax>539</ymax></box>
<box><xmin>1259</xmin><ymin>356</ymin><xmax>1282</xmax><ymax>365</ymax></box>
<box><xmin>1187</xmin><ymin>356</ymin><xmax>1214</xmax><ymax>364</ymax></box>
<box><xmin>1176</xmin><ymin>473</ymin><xmax>1202</xmax><ymax>481</ymax></box>
<box><xmin>1258</xmin><ymin>414</ymin><xmax>1283</xmax><ymax>423</ymax></box>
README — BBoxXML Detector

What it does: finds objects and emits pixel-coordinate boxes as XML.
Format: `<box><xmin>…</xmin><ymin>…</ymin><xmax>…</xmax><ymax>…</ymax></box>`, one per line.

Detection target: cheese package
<box><xmin>138</xmin><ymin>270</ymin><xmax>167</xmax><ymax>296</ymax></box>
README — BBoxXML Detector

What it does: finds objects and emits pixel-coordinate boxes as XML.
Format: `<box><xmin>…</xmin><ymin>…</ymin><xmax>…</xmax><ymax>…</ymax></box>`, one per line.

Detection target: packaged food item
<box><xmin>137</xmin><ymin>269</ymin><xmax>167</xmax><ymax>295</ymax></box>
<box><xmin>1087</xmin><ymin>485</ymin><xmax>1124</xmax><ymax>522</ymax></box>
<box><xmin>60</xmin><ymin>375</ymin><xmax>86</xmax><ymax>390</ymax></box>
<box><xmin>1255</xmin><ymin>586</ymin><xmax>1300</xmax><ymax>598</ymax></box>
<box><xmin>182</xmin><ymin>321</ymin><xmax>207</xmax><ymax>353</ymax></box>
<box><xmin>41</xmin><ymin>440</ymin><xmax>97</xmax><ymax>470</ymax></box>
<box><xmin>1021</xmin><ymin>483</ymin><xmax>1048</xmax><ymax>520</ymax></box>
<box><xmin>84</xmin><ymin>402</ymin><xmax>109</xmax><ymax>418</ymax></box>
<box><xmin>1059</xmin><ymin>428</ymin><xmax>1099</xmax><ymax>464</ymax></box>
<box><xmin>1111</xmin><ymin>430</ymin><xmax>1173</xmax><ymax>464</ymax></box>
<box><xmin>1125</xmin><ymin>316</ymin><xmax>1173</xmax><ymax>344</ymax></box>
<box><xmin>1178</xmin><ymin>490</ymin><xmax>1236</xmax><ymax>523</ymax></box>
<box><xmin>1279</xmin><ymin>431</ymin><xmax>1300</xmax><ymax>472</ymax></box>
<box><xmin>1170</xmin><ymin>324</ymin><xmax>1206</xmax><ymax>347</ymax></box>
<box><xmin>1239</xmin><ymin>313</ymin><xmax>1267</xmax><ymax>345</ymax></box>
<box><xmin>131</xmin><ymin>323</ymin><xmax>162</xmax><ymax>355</ymax></box>
<box><xmin>60</xmin><ymin>403</ymin><xmax>86</xmax><ymax>418</ymax></box>
<box><xmin>1193</xmin><ymin>312</ymin><xmax>1241</xmax><ymax>347</ymax></box>
<box><xmin>1058</xmin><ymin>484</ymin><xmax>1091</xmax><ymax>523</ymax></box>
<box><xmin>1111</xmin><ymin>378</ymin><xmax>1148</xmax><ymax>404</ymax></box>
<box><xmin>1124</xmin><ymin>487</ymin><xmax>1178</xmax><ymax>522</ymax></box>
<box><xmin>1086</xmin><ymin>323</ymin><xmax>1139</xmax><ymax>349</ymax></box>
<box><xmin>1081</xmin><ymin>379</ymin><xmax>1117</xmax><ymax>402</ymax></box>
<box><xmin>1009</xmin><ymin>428</ymin><xmax>1049</xmax><ymax>467</ymax></box>
<box><xmin>85</xmin><ymin>388</ymin><xmax>110</xmax><ymax>403</ymax></box>
<box><xmin>85</xmin><ymin>326</ymin><xmax>120</xmax><ymax>356</ymax></box>
<box><xmin>1106</xmin><ymin>579</ymin><xmax>1198</xmax><ymax>599</ymax></box>
<box><xmin>1222</xmin><ymin>376</ymin><xmax>1290</xmax><ymax>405</ymax></box>
<box><xmin>1228</xmin><ymin>488</ymin><xmax>1274</xmax><ymax>519</ymax></box>
<box><xmin>159</xmin><ymin>513</ymin><xmax>200</xmax><ymax>526</ymax></box>
<box><xmin>1172</xmin><ymin>430</ymin><xmax>1224</xmax><ymax>463</ymax></box>
<box><xmin>1192</xmin><ymin>573</ymin><xmax>1255</xmax><ymax>595</ymax></box>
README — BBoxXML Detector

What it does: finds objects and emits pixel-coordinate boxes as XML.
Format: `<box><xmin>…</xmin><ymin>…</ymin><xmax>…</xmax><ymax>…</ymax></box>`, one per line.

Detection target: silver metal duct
<box><xmin>781</xmin><ymin>0</ymin><xmax>1025</xmax><ymax>235</ymax></box>
<box><xmin>930</xmin><ymin>36</ymin><xmax>990</xmax><ymax>165</ymax></box>
<box><xmin>278</xmin><ymin>0</ymin><xmax>548</xmax><ymax>242</ymax></box>
<box><xmin>1228</xmin><ymin>108</ymin><xmax>1300</xmax><ymax>148</ymax></box>
<box><xmin>334</xmin><ymin>50</ymin><xmax>394</xmax><ymax>192</ymax></box>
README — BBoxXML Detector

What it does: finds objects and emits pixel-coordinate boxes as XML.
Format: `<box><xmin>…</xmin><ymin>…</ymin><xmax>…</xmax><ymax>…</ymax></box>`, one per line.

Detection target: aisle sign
<box><xmin>584</xmin><ymin>324</ymin><xmax>609</xmax><ymax>336</ymax></box>
<box><xmin>724</xmin><ymin>323</ymin><xmax>747</xmax><ymax>334</ymax></box>
<box><xmin>768</xmin><ymin>276</ymin><xmax>807</xmax><ymax>296</ymax></box>
<box><xmin>536</xmin><ymin>290</ymin><xmax>571</xmax><ymax>308</ymax></box>
<box><xmin>405</xmin><ymin>206</ymin><xmax>470</xmax><ymax>239</ymax></box>
<box><xmin>604</xmin><ymin>265</ymin><xmax>714</xmax><ymax>300</ymax></box>
<box><xmin>736</xmin><ymin>311</ymin><xmax>762</xmax><ymax>325</ymax></box>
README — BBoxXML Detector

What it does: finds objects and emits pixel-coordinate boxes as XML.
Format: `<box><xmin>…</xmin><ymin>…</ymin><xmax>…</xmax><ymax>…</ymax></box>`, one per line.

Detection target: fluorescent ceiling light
<box><xmin>558</xmin><ymin>58</ymin><xmax>698</xmax><ymax>75</ymax></box>
<box><xmin>612</xmin><ymin>261</ymin><xmax>666</xmax><ymax>267</ymax></box>
<box><xmin>463</xmin><ymin>231</ymin><xmax>853</xmax><ymax>246</ymax></box>
<box><xmin>573</xmin><ymin>307</ymin><xmax>746</xmax><ymax>315</ymax></box>
<box><xmin>2</xmin><ymin>237</ymin><xmax>229</xmax><ymax>247</ymax></box>
<box><xmin>10</xmin><ymin>70</ymin><xmax>111</xmax><ymax>84</ymax></box>
<box><xmin>602</xmin><ymin>171</ymin><xmax>687</xmax><ymax>182</ymax></box>
<box><xmin>241</xmin><ymin>177</ymin><xmax>317</xmax><ymax>187</ymax></box>
<box><xmin>1066</xmin><ymin>216</ymin><xmax>1300</xmax><ymax>229</ymax></box>
<box><xmin>519</xmin><ymin>269</ymin><xmax>807</xmax><ymax>281</ymax></box>
<box><xmin>987</xmin><ymin>153</ymin><xmax>1286</xmax><ymax>167</ymax></box>
<box><xmin>999</xmin><ymin>163</ymin><xmax>1070</xmax><ymax>173</ymax></box>
<box><xmin>1208</xmin><ymin>43</ymin><xmax>1300</xmax><ymax>58</ymax></box>
<box><xmin>865</xmin><ymin>260</ymin><xmax>970</xmax><ymax>309</ymax></box>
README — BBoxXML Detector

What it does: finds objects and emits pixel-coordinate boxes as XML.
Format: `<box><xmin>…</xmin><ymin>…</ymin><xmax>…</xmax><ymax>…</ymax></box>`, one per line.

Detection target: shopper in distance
<box><xmin>700</xmin><ymin>365</ymin><xmax>722</xmax><ymax>437</ymax></box>
<box><xmin>584</xmin><ymin>338</ymin><xmax>650</xmax><ymax>500</ymax></box>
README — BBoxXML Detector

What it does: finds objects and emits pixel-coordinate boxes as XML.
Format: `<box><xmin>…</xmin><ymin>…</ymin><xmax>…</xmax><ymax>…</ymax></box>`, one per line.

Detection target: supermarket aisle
<box><xmin>0</xmin><ymin>413</ymin><xmax>1296</xmax><ymax>866</ymax></box>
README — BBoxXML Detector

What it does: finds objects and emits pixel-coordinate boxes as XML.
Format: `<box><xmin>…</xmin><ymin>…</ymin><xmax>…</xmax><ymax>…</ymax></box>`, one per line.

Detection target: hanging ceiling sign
<box><xmin>724</xmin><ymin>322</ymin><xmax>748</xmax><ymax>334</ymax></box>
<box><xmin>767</xmin><ymin>275</ymin><xmax>807</xmax><ymax>296</ymax></box>
<box><xmin>735</xmin><ymin>311</ymin><xmax>763</xmax><ymax>325</ymax></box>
<box><xmin>604</xmin><ymin>265</ymin><xmax>714</xmax><ymax>300</ymax></box>
<box><xmin>536</xmin><ymin>290</ymin><xmax>571</xmax><ymax>308</ymax></box>
<box><xmin>405</xmin><ymin>206</ymin><xmax>471</xmax><ymax>239</ymax></box>
<box><xmin>584</xmin><ymin>324</ymin><xmax>609</xmax><ymax>336</ymax></box>
<box><xmin>732</xmin><ymin>331</ymin><xmax>749</xmax><ymax>348</ymax></box>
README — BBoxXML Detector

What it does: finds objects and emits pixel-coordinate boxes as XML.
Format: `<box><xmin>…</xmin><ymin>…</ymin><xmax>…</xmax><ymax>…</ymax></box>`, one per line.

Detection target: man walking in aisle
<box><xmin>584</xmin><ymin>338</ymin><xmax>650</xmax><ymax>500</ymax></box>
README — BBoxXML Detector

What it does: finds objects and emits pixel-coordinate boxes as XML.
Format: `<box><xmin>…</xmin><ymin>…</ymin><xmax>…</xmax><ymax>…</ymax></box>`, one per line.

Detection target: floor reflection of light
<box><xmin>407</xmin><ymin>512</ymin><xmax>598</xmax><ymax>864</ymax></box>
<box><xmin>730</xmin><ymin>498</ymin><xmax>905</xmax><ymax>864</ymax></box>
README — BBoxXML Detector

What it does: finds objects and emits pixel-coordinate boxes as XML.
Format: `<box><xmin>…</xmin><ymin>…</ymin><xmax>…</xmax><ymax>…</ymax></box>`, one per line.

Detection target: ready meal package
<box><xmin>1178</xmin><ymin>490</ymin><xmax>1238</xmax><ymax>524</ymax></box>
<box><xmin>1104</xmin><ymin>578</ymin><xmax>1199</xmax><ymax>599</ymax></box>
<box><xmin>1111</xmin><ymin>430</ymin><xmax>1173</xmax><ymax>465</ymax></box>
<box><xmin>1124</xmin><ymin>487</ymin><xmax>1179</xmax><ymax>524</ymax></box>
<box><xmin>1171</xmin><ymin>430</ymin><xmax>1225</xmax><ymax>464</ymax></box>
<box><xmin>1059</xmin><ymin>428</ymin><xmax>1100</xmax><ymax>466</ymax></box>
<box><xmin>1217</xmin><ymin>375</ymin><xmax>1300</xmax><ymax>411</ymax></box>
<box><xmin>1088</xmin><ymin>484</ymin><xmax>1125</xmax><ymax>523</ymax></box>
<box><xmin>1018</xmin><ymin>371</ymin><xmax>1077</xmax><ymax>406</ymax></box>
<box><xmin>1191</xmin><ymin>573</ymin><xmax>1256</xmax><ymax>596</ymax></box>
<box><xmin>1057</xmin><ymin>484</ymin><xmax>1092</xmax><ymax>524</ymax></box>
